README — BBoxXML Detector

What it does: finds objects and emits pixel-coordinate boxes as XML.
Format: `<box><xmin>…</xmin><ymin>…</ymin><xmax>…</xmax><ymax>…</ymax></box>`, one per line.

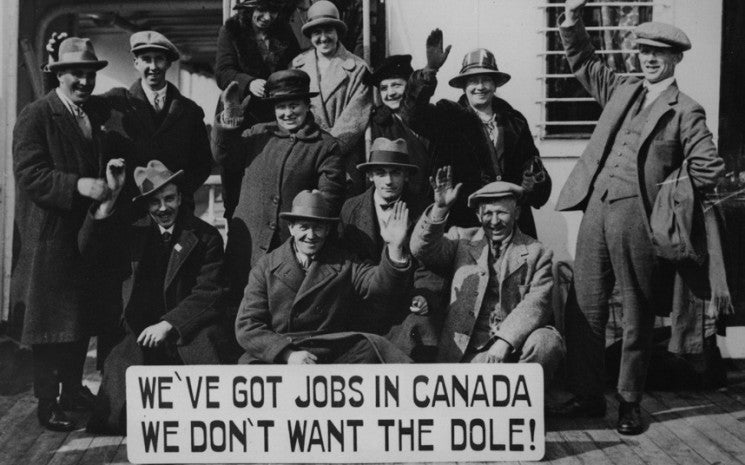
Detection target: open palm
<box><xmin>380</xmin><ymin>201</ymin><xmax>410</xmax><ymax>248</ymax></box>
<box><xmin>430</xmin><ymin>166</ymin><xmax>462</xmax><ymax>209</ymax></box>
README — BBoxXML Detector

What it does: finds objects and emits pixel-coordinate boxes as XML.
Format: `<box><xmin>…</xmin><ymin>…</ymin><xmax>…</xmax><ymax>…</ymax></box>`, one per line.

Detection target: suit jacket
<box><xmin>555</xmin><ymin>19</ymin><xmax>724</xmax><ymax>213</ymax></box>
<box><xmin>11</xmin><ymin>90</ymin><xmax>122</xmax><ymax>344</ymax></box>
<box><xmin>410</xmin><ymin>206</ymin><xmax>554</xmax><ymax>363</ymax></box>
<box><xmin>235</xmin><ymin>239</ymin><xmax>413</xmax><ymax>363</ymax></box>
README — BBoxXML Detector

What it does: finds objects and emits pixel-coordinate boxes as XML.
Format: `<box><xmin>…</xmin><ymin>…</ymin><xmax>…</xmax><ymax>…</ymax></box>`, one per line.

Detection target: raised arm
<box><xmin>211</xmin><ymin>82</ymin><xmax>252</xmax><ymax>169</ymax></box>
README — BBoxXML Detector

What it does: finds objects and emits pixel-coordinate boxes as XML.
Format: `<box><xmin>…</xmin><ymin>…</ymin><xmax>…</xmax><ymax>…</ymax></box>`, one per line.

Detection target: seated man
<box><xmin>340</xmin><ymin>137</ymin><xmax>444</xmax><ymax>360</ymax></box>
<box><xmin>410</xmin><ymin>167</ymin><xmax>564</xmax><ymax>378</ymax></box>
<box><xmin>80</xmin><ymin>159</ymin><xmax>232</xmax><ymax>433</ymax></box>
<box><xmin>236</xmin><ymin>189</ymin><xmax>413</xmax><ymax>364</ymax></box>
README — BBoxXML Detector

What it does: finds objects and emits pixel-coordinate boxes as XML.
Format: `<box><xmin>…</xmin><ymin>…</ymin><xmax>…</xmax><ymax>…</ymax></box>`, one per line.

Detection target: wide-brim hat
<box><xmin>279</xmin><ymin>189</ymin><xmax>339</xmax><ymax>222</ymax></box>
<box><xmin>132</xmin><ymin>160</ymin><xmax>184</xmax><ymax>203</ymax></box>
<box><xmin>448</xmin><ymin>48</ymin><xmax>510</xmax><ymax>89</ymax></box>
<box><xmin>467</xmin><ymin>181</ymin><xmax>523</xmax><ymax>208</ymax></box>
<box><xmin>301</xmin><ymin>0</ymin><xmax>348</xmax><ymax>37</ymax></box>
<box><xmin>357</xmin><ymin>137</ymin><xmax>419</xmax><ymax>172</ymax></box>
<box><xmin>130</xmin><ymin>30</ymin><xmax>180</xmax><ymax>62</ymax></box>
<box><xmin>633</xmin><ymin>21</ymin><xmax>691</xmax><ymax>51</ymax></box>
<box><xmin>262</xmin><ymin>69</ymin><xmax>319</xmax><ymax>103</ymax></box>
<box><xmin>48</xmin><ymin>37</ymin><xmax>108</xmax><ymax>71</ymax></box>
<box><xmin>367</xmin><ymin>54</ymin><xmax>414</xmax><ymax>87</ymax></box>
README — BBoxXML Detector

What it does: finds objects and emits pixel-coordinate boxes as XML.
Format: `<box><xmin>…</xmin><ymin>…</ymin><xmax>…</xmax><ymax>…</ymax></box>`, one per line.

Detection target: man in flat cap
<box><xmin>410</xmin><ymin>167</ymin><xmax>564</xmax><ymax>376</ymax></box>
<box><xmin>340</xmin><ymin>137</ymin><xmax>444</xmax><ymax>361</ymax></box>
<box><xmin>401</xmin><ymin>30</ymin><xmax>551</xmax><ymax>236</ymax></box>
<box><xmin>12</xmin><ymin>36</ymin><xmax>118</xmax><ymax>431</ymax></box>
<box><xmin>80</xmin><ymin>158</ymin><xmax>233</xmax><ymax>433</ymax></box>
<box><xmin>235</xmin><ymin>189</ymin><xmax>413</xmax><ymax>364</ymax></box>
<box><xmin>549</xmin><ymin>0</ymin><xmax>725</xmax><ymax>435</ymax></box>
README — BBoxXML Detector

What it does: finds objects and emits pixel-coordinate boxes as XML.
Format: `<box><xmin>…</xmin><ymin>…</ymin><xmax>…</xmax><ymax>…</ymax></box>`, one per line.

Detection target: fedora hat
<box><xmin>233</xmin><ymin>0</ymin><xmax>282</xmax><ymax>10</ymax></box>
<box><xmin>301</xmin><ymin>0</ymin><xmax>347</xmax><ymax>37</ymax></box>
<box><xmin>448</xmin><ymin>48</ymin><xmax>510</xmax><ymax>89</ymax></box>
<box><xmin>48</xmin><ymin>37</ymin><xmax>108</xmax><ymax>71</ymax></box>
<box><xmin>132</xmin><ymin>160</ymin><xmax>184</xmax><ymax>203</ymax></box>
<box><xmin>130</xmin><ymin>30</ymin><xmax>180</xmax><ymax>62</ymax></box>
<box><xmin>367</xmin><ymin>54</ymin><xmax>414</xmax><ymax>87</ymax></box>
<box><xmin>633</xmin><ymin>21</ymin><xmax>691</xmax><ymax>51</ymax></box>
<box><xmin>357</xmin><ymin>137</ymin><xmax>419</xmax><ymax>172</ymax></box>
<box><xmin>467</xmin><ymin>181</ymin><xmax>523</xmax><ymax>209</ymax></box>
<box><xmin>279</xmin><ymin>190</ymin><xmax>339</xmax><ymax>223</ymax></box>
<box><xmin>262</xmin><ymin>69</ymin><xmax>319</xmax><ymax>103</ymax></box>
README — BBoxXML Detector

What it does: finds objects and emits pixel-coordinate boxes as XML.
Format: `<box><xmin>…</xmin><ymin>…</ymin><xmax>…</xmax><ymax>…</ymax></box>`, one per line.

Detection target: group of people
<box><xmin>11</xmin><ymin>0</ymin><xmax>728</xmax><ymax>439</ymax></box>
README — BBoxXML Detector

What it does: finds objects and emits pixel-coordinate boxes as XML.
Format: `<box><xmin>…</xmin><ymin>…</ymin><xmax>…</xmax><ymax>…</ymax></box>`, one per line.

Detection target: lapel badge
<box><xmin>174</xmin><ymin>243</ymin><xmax>182</xmax><ymax>252</ymax></box>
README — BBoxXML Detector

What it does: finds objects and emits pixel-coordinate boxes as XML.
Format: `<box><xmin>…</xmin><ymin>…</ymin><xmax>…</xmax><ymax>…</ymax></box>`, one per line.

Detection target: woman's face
<box><xmin>310</xmin><ymin>26</ymin><xmax>339</xmax><ymax>57</ymax></box>
<box><xmin>275</xmin><ymin>99</ymin><xmax>309</xmax><ymax>131</ymax></box>
<box><xmin>252</xmin><ymin>8</ymin><xmax>278</xmax><ymax>30</ymax></box>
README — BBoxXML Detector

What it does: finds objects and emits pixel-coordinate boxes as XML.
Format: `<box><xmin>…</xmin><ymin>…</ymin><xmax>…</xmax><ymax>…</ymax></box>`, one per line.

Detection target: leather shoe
<box><xmin>37</xmin><ymin>400</ymin><xmax>75</xmax><ymax>432</ymax></box>
<box><xmin>617</xmin><ymin>399</ymin><xmax>644</xmax><ymax>435</ymax></box>
<box><xmin>59</xmin><ymin>385</ymin><xmax>96</xmax><ymax>411</ymax></box>
<box><xmin>546</xmin><ymin>395</ymin><xmax>606</xmax><ymax>418</ymax></box>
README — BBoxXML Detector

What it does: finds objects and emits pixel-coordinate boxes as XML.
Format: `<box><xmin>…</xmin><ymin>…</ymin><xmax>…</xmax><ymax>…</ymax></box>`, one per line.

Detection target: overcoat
<box><xmin>212</xmin><ymin>118</ymin><xmax>346</xmax><ymax>303</ymax></box>
<box><xmin>79</xmin><ymin>211</ymin><xmax>231</xmax><ymax>433</ymax></box>
<box><xmin>11</xmin><ymin>90</ymin><xmax>118</xmax><ymax>344</ymax></box>
<box><xmin>402</xmin><ymin>70</ymin><xmax>551</xmax><ymax>235</ymax></box>
<box><xmin>410</xmin><ymin>206</ymin><xmax>555</xmax><ymax>363</ymax></box>
<box><xmin>555</xmin><ymin>20</ymin><xmax>724</xmax><ymax>213</ymax></box>
<box><xmin>293</xmin><ymin>44</ymin><xmax>372</xmax><ymax>189</ymax></box>
<box><xmin>236</xmin><ymin>239</ymin><xmax>413</xmax><ymax>364</ymax></box>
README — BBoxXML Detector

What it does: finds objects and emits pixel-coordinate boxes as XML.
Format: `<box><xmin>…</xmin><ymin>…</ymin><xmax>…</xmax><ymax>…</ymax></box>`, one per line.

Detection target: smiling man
<box><xmin>410</xmin><ymin>167</ymin><xmax>564</xmax><ymax>376</ymax></box>
<box><xmin>548</xmin><ymin>0</ymin><xmax>725</xmax><ymax>436</ymax></box>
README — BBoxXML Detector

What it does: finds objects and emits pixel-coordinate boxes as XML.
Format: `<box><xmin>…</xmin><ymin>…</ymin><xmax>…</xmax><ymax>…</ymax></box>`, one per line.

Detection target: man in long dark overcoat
<box><xmin>81</xmin><ymin>159</ymin><xmax>232</xmax><ymax>434</ymax></box>
<box><xmin>12</xmin><ymin>37</ymin><xmax>114</xmax><ymax>431</ymax></box>
<box><xmin>401</xmin><ymin>30</ymin><xmax>551</xmax><ymax>236</ymax></box>
<box><xmin>549</xmin><ymin>0</ymin><xmax>725</xmax><ymax>435</ymax></box>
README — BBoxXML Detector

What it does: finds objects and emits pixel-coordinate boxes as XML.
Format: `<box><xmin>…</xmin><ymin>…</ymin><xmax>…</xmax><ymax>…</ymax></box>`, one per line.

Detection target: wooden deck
<box><xmin>3</xmin><ymin>342</ymin><xmax>745</xmax><ymax>464</ymax></box>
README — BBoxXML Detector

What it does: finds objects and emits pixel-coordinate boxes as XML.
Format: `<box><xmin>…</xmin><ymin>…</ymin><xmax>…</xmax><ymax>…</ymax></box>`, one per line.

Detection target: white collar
<box><xmin>141</xmin><ymin>80</ymin><xmax>167</xmax><ymax>107</ymax></box>
<box><xmin>157</xmin><ymin>224</ymin><xmax>175</xmax><ymax>235</ymax></box>
<box><xmin>643</xmin><ymin>76</ymin><xmax>675</xmax><ymax>101</ymax></box>
<box><xmin>55</xmin><ymin>88</ymin><xmax>84</xmax><ymax>116</ymax></box>
<box><xmin>488</xmin><ymin>230</ymin><xmax>514</xmax><ymax>258</ymax></box>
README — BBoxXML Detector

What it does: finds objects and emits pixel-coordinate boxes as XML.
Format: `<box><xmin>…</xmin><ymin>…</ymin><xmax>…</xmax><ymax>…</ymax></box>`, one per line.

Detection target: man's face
<box><xmin>57</xmin><ymin>67</ymin><xmax>97</xmax><ymax>104</ymax></box>
<box><xmin>477</xmin><ymin>197</ymin><xmax>519</xmax><ymax>244</ymax></box>
<box><xmin>147</xmin><ymin>183</ymin><xmax>181</xmax><ymax>229</ymax></box>
<box><xmin>464</xmin><ymin>74</ymin><xmax>497</xmax><ymax>108</ymax></box>
<box><xmin>274</xmin><ymin>99</ymin><xmax>309</xmax><ymax>131</ymax></box>
<box><xmin>638</xmin><ymin>45</ymin><xmax>681</xmax><ymax>84</ymax></box>
<box><xmin>289</xmin><ymin>220</ymin><xmax>330</xmax><ymax>256</ymax></box>
<box><xmin>252</xmin><ymin>8</ymin><xmax>279</xmax><ymax>30</ymax></box>
<box><xmin>310</xmin><ymin>26</ymin><xmax>339</xmax><ymax>57</ymax></box>
<box><xmin>379</xmin><ymin>77</ymin><xmax>407</xmax><ymax>111</ymax></box>
<box><xmin>134</xmin><ymin>50</ymin><xmax>171</xmax><ymax>90</ymax></box>
<box><xmin>368</xmin><ymin>166</ymin><xmax>408</xmax><ymax>202</ymax></box>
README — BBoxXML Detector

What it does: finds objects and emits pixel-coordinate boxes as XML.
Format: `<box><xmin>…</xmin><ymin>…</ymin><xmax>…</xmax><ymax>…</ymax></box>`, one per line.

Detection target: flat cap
<box><xmin>467</xmin><ymin>181</ymin><xmax>523</xmax><ymax>208</ymax></box>
<box><xmin>633</xmin><ymin>22</ymin><xmax>691</xmax><ymax>51</ymax></box>
<box><xmin>130</xmin><ymin>30</ymin><xmax>180</xmax><ymax>61</ymax></box>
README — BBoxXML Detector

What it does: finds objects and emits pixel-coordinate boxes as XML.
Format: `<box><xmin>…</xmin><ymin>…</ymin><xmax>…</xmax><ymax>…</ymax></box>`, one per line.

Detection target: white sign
<box><xmin>126</xmin><ymin>364</ymin><xmax>544</xmax><ymax>463</ymax></box>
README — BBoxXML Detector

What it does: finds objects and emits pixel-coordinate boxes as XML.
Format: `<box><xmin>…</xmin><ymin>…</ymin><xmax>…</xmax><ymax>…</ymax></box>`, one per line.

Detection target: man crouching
<box><xmin>411</xmin><ymin>167</ymin><xmax>564</xmax><ymax>378</ymax></box>
<box><xmin>236</xmin><ymin>189</ymin><xmax>414</xmax><ymax>364</ymax></box>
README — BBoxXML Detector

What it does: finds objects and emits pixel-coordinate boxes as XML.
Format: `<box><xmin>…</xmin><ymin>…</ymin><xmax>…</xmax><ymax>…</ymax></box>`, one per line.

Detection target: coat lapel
<box><xmin>292</xmin><ymin>247</ymin><xmax>342</xmax><ymax>307</ymax></box>
<box><xmin>123</xmin><ymin>218</ymin><xmax>152</xmax><ymax>310</ymax></box>
<box><xmin>164</xmin><ymin>220</ymin><xmax>199</xmax><ymax>291</ymax></box>
<box><xmin>499</xmin><ymin>230</ymin><xmax>530</xmax><ymax>288</ymax></box>
<box><xmin>359</xmin><ymin>188</ymin><xmax>382</xmax><ymax>252</ymax></box>
<box><xmin>638</xmin><ymin>83</ymin><xmax>678</xmax><ymax>148</ymax></box>
<box><xmin>48</xmin><ymin>92</ymin><xmax>98</xmax><ymax>171</ymax></box>
<box><xmin>128</xmin><ymin>80</ymin><xmax>158</xmax><ymax>135</ymax></box>
<box><xmin>272</xmin><ymin>243</ymin><xmax>307</xmax><ymax>295</ymax></box>
<box><xmin>157</xmin><ymin>84</ymin><xmax>186</xmax><ymax>135</ymax></box>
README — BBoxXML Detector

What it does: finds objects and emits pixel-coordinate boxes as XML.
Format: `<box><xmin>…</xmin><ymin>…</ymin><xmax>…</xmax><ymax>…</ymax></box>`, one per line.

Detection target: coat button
<box><xmin>272</xmin><ymin>195</ymin><xmax>280</xmax><ymax>204</ymax></box>
<box><xmin>269</xmin><ymin>221</ymin><xmax>277</xmax><ymax>229</ymax></box>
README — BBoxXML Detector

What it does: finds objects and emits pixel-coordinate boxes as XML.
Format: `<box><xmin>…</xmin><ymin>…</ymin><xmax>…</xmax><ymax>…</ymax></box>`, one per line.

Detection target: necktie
<box><xmin>153</xmin><ymin>94</ymin><xmax>164</xmax><ymax>112</ymax></box>
<box><xmin>72</xmin><ymin>105</ymin><xmax>92</xmax><ymax>139</ymax></box>
<box><xmin>162</xmin><ymin>231</ymin><xmax>172</xmax><ymax>246</ymax></box>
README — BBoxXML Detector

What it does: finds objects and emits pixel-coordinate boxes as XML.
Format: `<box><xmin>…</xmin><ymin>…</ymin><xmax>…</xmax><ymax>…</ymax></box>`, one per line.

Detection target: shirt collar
<box><xmin>643</xmin><ymin>76</ymin><xmax>675</xmax><ymax>100</ymax></box>
<box><xmin>157</xmin><ymin>224</ymin><xmax>175</xmax><ymax>235</ymax></box>
<box><xmin>55</xmin><ymin>88</ymin><xmax>83</xmax><ymax>116</ymax></box>
<box><xmin>141</xmin><ymin>80</ymin><xmax>167</xmax><ymax>106</ymax></box>
<box><xmin>291</xmin><ymin>240</ymin><xmax>315</xmax><ymax>270</ymax></box>
<box><xmin>488</xmin><ymin>230</ymin><xmax>514</xmax><ymax>258</ymax></box>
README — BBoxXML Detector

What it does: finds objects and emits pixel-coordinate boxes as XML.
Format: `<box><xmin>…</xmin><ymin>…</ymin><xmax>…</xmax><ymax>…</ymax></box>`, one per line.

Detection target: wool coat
<box><xmin>79</xmin><ymin>210</ymin><xmax>232</xmax><ymax>434</ymax></box>
<box><xmin>236</xmin><ymin>239</ymin><xmax>413</xmax><ymax>363</ymax></box>
<box><xmin>339</xmin><ymin>187</ymin><xmax>446</xmax><ymax>360</ymax></box>
<box><xmin>555</xmin><ymin>20</ymin><xmax>724</xmax><ymax>214</ymax></box>
<box><xmin>410</xmin><ymin>206</ymin><xmax>556</xmax><ymax>363</ymax></box>
<box><xmin>212</xmin><ymin>118</ymin><xmax>346</xmax><ymax>304</ymax></box>
<box><xmin>293</xmin><ymin>44</ymin><xmax>372</xmax><ymax>191</ymax></box>
<box><xmin>11</xmin><ymin>90</ymin><xmax>121</xmax><ymax>344</ymax></box>
<box><xmin>402</xmin><ymin>70</ymin><xmax>551</xmax><ymax>236</ymax></box>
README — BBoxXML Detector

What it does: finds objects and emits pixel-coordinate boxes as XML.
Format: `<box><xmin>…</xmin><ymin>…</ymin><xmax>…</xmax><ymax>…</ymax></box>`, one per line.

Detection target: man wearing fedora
<box><xmin>368</xmin><ymin>55</ymin><xmax>432</xmax><ymax>197</ymax></box>
<box><xmin>411</xmin><ymin>167</ymin><xmax>564</xmax><ymax>376</ymax></box>
<box><xmin>549</xmin><ymin>0</ymin><xmax>725</xmax><ymax>435</ymax></box>
<box><xmin>213</xmin><ymin>69</ymin><xmax>346</xmax><ymax>308</ymax></box>
<box><xmin>12</xmin><ymin>36</ymin><xmax>117</xmax><ymax>431</ymax></box>
<box><xmin>79</xmin><ymin>158</ymin><xmax>231</xmax><ymax>434</ymax></box>
<box><xmin>292</xmin><ymin>0</ymin><xmax>371</xmax><ymax>194</ymax></box>
<box><xmin>340</xmin><ymin>137</ymin><xmax>444</xmax><ymax>361</ymax></box>
<box><xmin>45</xmin><ymin>30</ymin><xmax>212</xmax><ymax>213</ymax></box>
<box><xmin>402</xmin><ymin>30</ymin><xmax>551</xmax><ymax>236</ymax></box>
<box><xmin>236</xmin><ymin>189</ymin><xmax>414</xmax><ymax>364</ymax></box>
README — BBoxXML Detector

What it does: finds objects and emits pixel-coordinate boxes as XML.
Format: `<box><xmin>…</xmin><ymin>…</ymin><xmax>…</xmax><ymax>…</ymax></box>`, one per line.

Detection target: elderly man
<box><xmin>410</xmin><ymin>167</ymin><xmax>564</xmax><ymax>376</ymax></box>
<box><xmin>80</xmin><ymin>159</ymin><xmax>231</xmax><ymax>433</ymax></box>
<box><xmin>550</xmin><ymin>0</ymin><xmax>725</xmax><ymax>435</ymax></box>
<box><xmin>12</xmin><ymin>37</ymin><xmax>113</xmax><ymax>431</ymax></box>
<box><xmin>236</xmin><ymin>190</ymin><xmax>413</xmax><ymax>364</ymax></box>
<box><xmin>402</xmin><ymin>30</ymin><xmax>551</xmax><ymax>236</ymax></box>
